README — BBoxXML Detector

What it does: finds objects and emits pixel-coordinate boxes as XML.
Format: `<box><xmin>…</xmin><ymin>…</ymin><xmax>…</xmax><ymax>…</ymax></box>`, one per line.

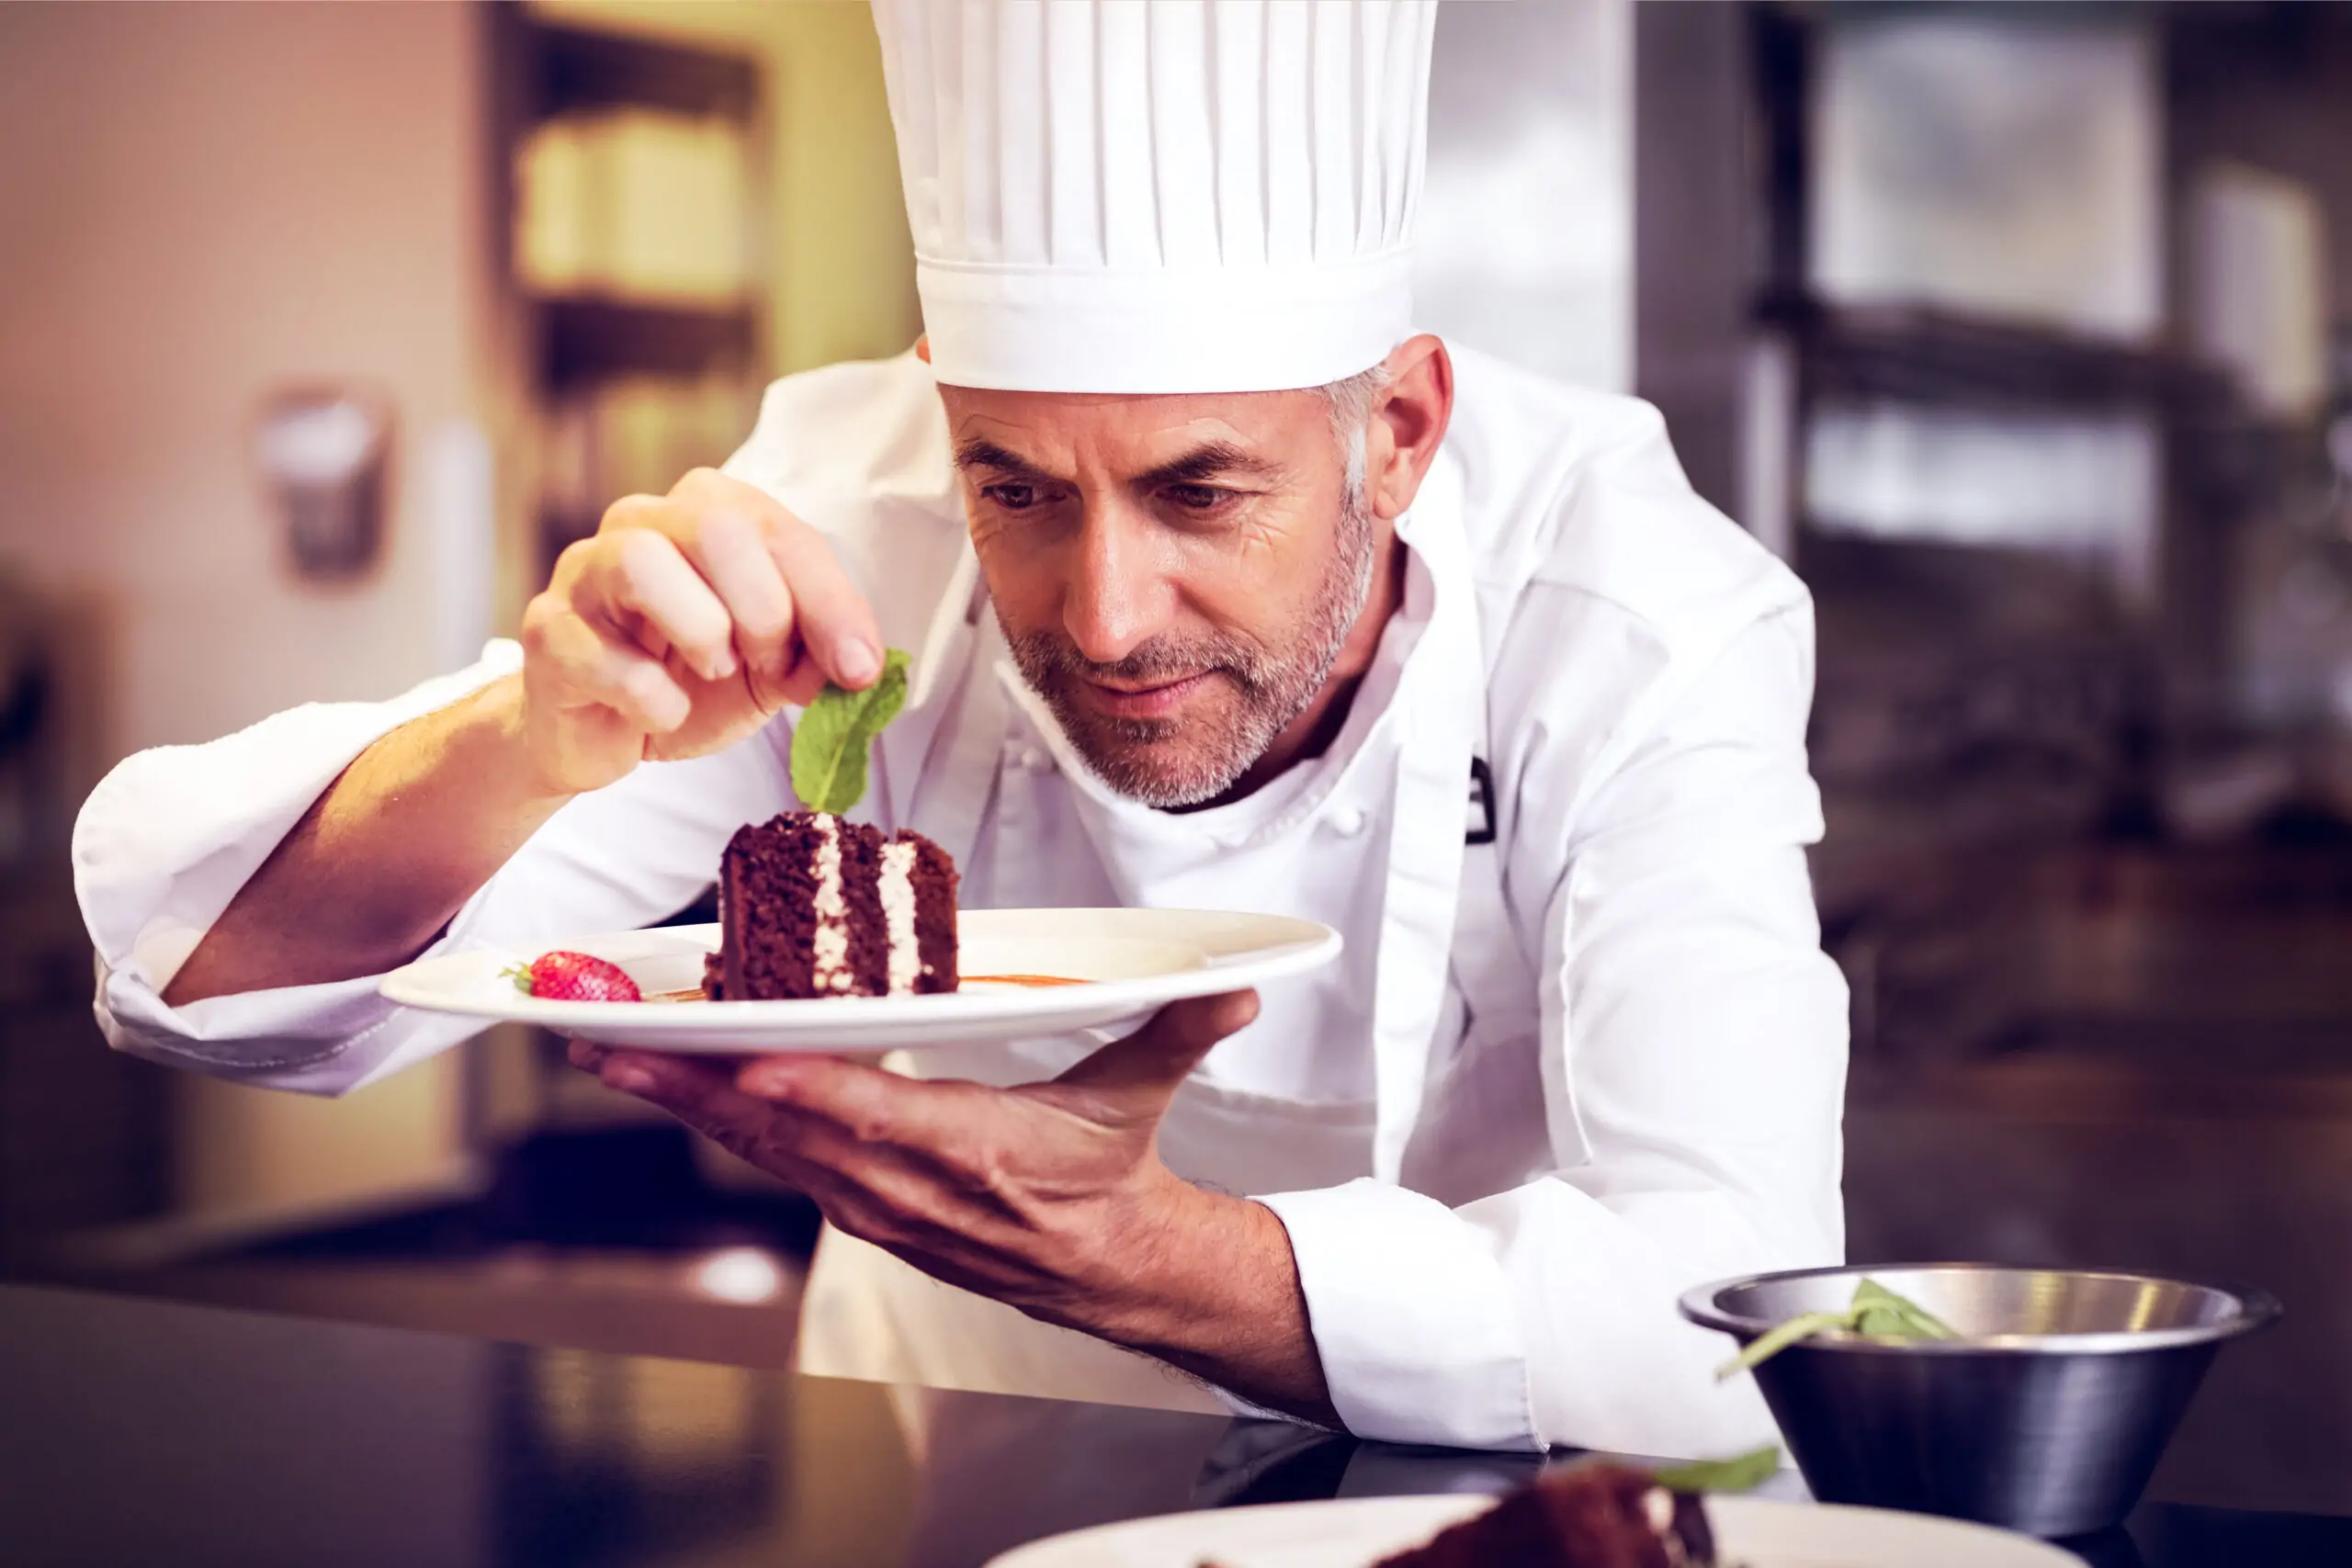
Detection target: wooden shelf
<box><xmin>536</xmin><ymin>296</ymin><xmax>758</xmax><ymax>389</ymax></box>
<box><xmin>530</xmin><ymin>23</ymin><xmax>760</xmax><ymax>123</ymax></box>
<box><xmin>1762</xmin><ymin>297</ymin><xmax>2233</xmax><ymax>414</ymax></box>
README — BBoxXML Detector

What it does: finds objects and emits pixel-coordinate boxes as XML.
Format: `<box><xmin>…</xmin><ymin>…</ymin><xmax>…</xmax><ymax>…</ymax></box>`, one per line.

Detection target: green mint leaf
<box><xmin>1653</xmin><ymin>1445</ymin><xmax>1781</xmax><ymax>1495</ymax></box>
<box><xmin>1852</xmin><ymin>1302</ymin><xmax>1915</xmax><ymax>1337</ymax></box>
<box><xmin>1716</xmin><ymin>1278</ymin><xmax>1958</xmax><ymax>1380</ymax></box>
<box><xmin>1715</xmin><ymin>1309</ymin><xmax>1852</xmax><ymax>1379</ymax></box>
<box><xmin>789</xmin><ymin>648</ymin><xmax>910</xmax><ymax>815</ymax></box>
<box><xmin>1853</xmin><ymin>1278</ymin><xmax>1959</xmax><ymax>1340</ymax></box>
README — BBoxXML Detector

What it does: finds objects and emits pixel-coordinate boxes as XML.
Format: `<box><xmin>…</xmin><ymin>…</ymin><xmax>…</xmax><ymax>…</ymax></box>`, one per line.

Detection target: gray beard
<box><xmin>1005</xmin><ymin>491</ymin><xmax>1380</xmax><ymax>808</ymax></box>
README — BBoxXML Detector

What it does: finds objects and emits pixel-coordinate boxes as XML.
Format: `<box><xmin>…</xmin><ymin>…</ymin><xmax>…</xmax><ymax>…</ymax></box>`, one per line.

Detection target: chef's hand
<box><xmin>568</xmin><ymin>991</ymin><xmax>1341</xmax><ymax>1427</ymax></box>
<box><xmin>519</xmin><ymin>468</ymin><xmax>885</xmax><ymax>796</ymax></box>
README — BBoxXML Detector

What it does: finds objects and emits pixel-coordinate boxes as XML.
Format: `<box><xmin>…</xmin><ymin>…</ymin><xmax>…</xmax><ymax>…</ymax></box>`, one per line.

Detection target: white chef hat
<box><xmin>871</xmin><ymin>0</ymin><xmax>1437</xmax><ymax>394</ymax></box>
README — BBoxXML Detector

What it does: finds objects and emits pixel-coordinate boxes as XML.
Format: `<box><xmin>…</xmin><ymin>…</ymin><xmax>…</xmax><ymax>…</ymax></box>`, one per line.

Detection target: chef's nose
<box><xmin>1062</xmin><ymin>506</ymin><xmax>1174</xmax><ymax>665</ymax></box>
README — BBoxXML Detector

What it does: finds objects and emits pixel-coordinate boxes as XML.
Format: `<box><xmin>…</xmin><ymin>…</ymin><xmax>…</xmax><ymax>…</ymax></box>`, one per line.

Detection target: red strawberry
<box><xmin>509</xmin><ymin>951</ymin><xmax>641</xmax><ymax>1003</ymax></box>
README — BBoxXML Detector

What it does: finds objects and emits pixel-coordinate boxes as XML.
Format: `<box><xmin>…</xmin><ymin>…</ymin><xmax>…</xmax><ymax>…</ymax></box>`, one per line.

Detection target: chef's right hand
<box><xmin>517</xmin><ymin>467</ymin><xmax>885</xmax><ymax>796</ymax></box>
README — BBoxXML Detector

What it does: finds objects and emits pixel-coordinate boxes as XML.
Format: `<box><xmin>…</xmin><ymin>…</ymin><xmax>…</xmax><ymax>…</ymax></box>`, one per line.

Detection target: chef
<box><xmin>74</xmin><ymin>0</ymin><xmax>1846</xmax><ymax>1457</ymax></box>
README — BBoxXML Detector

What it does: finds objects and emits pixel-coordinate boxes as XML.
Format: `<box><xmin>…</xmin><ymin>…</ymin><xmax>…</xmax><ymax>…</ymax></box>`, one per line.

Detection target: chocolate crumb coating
<box><xmin>1372</xmin><ymin>1462</ymin><xmax>1716</xmax><ymax>1568</ymax></box>
<box><xmin>711</xmin><ymin>813</ymin><xmax>959</xmax><ymax>999</ymax></box>
<box><xmin>901</xmin><ymin>830</ymin><xmax>960</xmax><ymax>992</ymax></box>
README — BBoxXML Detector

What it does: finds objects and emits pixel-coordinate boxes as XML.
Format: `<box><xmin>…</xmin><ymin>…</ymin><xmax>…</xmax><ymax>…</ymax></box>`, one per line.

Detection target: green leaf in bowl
<box><xmin>1715</xmin><ymin>1277</ymin><xmax>1959</xmax><ymax>1380</ymax></box>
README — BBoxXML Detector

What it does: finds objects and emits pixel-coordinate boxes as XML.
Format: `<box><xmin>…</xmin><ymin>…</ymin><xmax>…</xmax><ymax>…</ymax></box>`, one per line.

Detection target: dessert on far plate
<box><xmin>706</xmin><ymin>812</ymin><xmax>958</xmax><ymax>1000</ymax></box>
<box><xmin>1371</xmin><ymin>1461</ymin><xmax>1719</xmax><ymax>1568</ymax></box>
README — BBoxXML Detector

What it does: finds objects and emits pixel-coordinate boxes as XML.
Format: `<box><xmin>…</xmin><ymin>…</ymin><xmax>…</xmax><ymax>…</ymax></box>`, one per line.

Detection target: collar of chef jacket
<box><xmin>877</xmin><ymin>449</ymin><xmax>1482</xmax><ymax>1185</ymax></box>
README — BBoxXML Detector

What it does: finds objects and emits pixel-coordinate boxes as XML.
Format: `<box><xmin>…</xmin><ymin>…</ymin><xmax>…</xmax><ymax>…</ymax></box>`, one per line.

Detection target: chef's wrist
<box><xmin>481</xmin><ymin>671</ymin><xmax>589</xmax><ymax>807</ymax></box>
<box><xmin>1084</xmin><ymin>1175</ymin><xmax>1338</xmax><ymax>1422</ymax></box>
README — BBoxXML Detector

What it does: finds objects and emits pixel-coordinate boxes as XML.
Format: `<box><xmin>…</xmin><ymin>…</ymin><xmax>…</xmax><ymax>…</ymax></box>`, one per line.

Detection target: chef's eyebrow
<box><xmin>953</xmin><ymin>439</ymin><xmax>1057</xmax><ymax>481</ymax></box>
<box><xmin>953</xmin><ymin>437</ymin><xmax>1281</xmax><ymax>490</ymax></box>
<box><xmin>1135</xmin><ymin>442</ymin><xmax>1280</xmax><ymax>489</ymax></box>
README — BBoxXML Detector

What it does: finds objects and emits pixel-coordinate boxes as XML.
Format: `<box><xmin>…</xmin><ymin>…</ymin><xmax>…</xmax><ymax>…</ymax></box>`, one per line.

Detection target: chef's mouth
<box><xmin>1075</xmin><ymin>670</ymin><xmax>1219</xmax><ymax>720</ymax></box>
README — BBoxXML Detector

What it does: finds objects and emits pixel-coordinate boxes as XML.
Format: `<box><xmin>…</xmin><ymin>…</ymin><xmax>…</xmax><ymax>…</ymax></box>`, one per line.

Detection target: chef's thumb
<box><xmin>1053</xmin><ymin>989</ymin><xmax>1259</xmax><ymax>1110</ymax></box>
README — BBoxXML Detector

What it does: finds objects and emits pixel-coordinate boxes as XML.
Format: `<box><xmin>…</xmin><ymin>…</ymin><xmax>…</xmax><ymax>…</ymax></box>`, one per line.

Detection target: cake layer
<box><xmin>711</xmin><ymin>812</ymin><xmax>958</xmax><ymax>1000</ymax></box>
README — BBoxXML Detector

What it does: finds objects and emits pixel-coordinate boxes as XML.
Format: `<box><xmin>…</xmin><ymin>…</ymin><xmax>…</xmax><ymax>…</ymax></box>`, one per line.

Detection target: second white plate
<box><xmin>982</xmin><ymin>1493</ymin><xmax>2086</xmax><ymax>1568</ymax></box>
<box><xmin>380</xmin><ymin>907</ymin><xmax>1341</xmax><ymax>1053</ymax></box>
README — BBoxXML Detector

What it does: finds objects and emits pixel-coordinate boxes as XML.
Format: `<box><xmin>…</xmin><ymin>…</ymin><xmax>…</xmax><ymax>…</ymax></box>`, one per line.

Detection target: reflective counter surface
<box><xmin>2</xmin><ymin>1283</ymin><xmax>2346</xmax><ymax>1567</ymax></box>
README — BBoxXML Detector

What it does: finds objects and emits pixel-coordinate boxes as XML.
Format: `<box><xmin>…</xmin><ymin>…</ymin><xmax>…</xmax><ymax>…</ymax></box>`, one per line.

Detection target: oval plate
<box><xmin>982</xmin><ymin>1493</ymin><xmax>2085</xmax><ymax>1568</ymax></box>
<box><xmin>380</xmin><ymin>907</ymin><xmax>1340</xmax><ymax>1054</ymax></box>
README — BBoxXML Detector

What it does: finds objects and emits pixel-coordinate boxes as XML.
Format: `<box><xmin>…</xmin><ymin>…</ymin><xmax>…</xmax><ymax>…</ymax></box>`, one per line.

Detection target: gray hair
<box><xmin>1317</xmin><ymin>363</ymin><xmax>1391</xmax><ymax>499</ymax></box>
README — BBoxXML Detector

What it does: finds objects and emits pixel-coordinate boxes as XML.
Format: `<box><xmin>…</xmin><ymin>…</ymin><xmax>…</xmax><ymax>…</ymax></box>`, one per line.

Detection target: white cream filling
<box><xmin>879</xmin><ymin>840</ymin><xmax>922</xmax><ymax>993</ymax></box>
<box><xmin>1643</xmin><ymin>1486</ymin><xmax>1691</xmax><ymax>1565</ymax></box>
<box><xmin>809</xmin><ymin>814</ymin><xmax>853</xmax><ymax>994</ymax></box>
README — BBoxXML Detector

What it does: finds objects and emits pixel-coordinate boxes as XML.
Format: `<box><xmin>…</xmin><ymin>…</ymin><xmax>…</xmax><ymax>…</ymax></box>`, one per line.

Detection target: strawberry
<box><xmin>507</xmin><ymin>950</ymin><xmax>641</xmax><ymax>1003</ymax></box>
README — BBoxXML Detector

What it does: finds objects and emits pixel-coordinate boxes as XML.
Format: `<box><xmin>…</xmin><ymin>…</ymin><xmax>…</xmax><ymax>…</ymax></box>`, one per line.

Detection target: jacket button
<box><xmin>1019</xmin><ymin>748</ymin><xmax>1053</xmax><ymax>774</ymax></box>
<box><xmin>1329</xmin><ymin>806</ymin><xmax>1368</xmax><ymax>838</ymax></box>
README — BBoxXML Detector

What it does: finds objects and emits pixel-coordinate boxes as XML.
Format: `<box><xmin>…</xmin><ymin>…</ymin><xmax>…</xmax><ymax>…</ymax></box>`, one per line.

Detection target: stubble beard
<box><xmin>1004</xmin><ymin>489</ymin><xmax>1380</xmax><ymax>809</ymax></box>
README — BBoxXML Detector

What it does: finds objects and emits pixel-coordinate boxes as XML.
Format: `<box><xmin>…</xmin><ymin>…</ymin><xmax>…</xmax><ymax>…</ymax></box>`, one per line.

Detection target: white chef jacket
<box><xmin>74</xmin><ymin>345</ymin><xmax>1848</xmax><ymax>1457</ymax></box>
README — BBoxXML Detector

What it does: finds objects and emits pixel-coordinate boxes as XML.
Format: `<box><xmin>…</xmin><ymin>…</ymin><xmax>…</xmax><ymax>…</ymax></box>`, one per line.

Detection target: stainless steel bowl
<box><xmin>1679</xmin><ymin>1263</ymin><xmax>2279</xmax><ymax>1538</ymax></box>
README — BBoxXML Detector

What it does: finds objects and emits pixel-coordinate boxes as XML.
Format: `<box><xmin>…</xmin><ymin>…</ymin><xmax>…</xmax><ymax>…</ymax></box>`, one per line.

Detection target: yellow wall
<box><xmin>0</xmin><ymin>2</ymin><xmax>496</xmax><ymax>754</ymax></box>
<box><xmin>0</xmin><ymin>3</ymin><xmax>497</xmax><ymax>1230</ymax></box>
<box><xmin>1</xmin><ymin>1</ymin><xmax>913</xmax><ymax>1239</ymax></box>
<box><xmin>533</xmin><ymin>0</ymin><xmax>922</xmax><ymax>377</ymax></box>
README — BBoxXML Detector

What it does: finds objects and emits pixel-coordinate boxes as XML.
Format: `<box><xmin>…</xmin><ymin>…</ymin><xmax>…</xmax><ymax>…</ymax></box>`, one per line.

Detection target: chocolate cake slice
<box><xmin>707</xmin><ymin>812</ymin><xmax>958</xmax><ymax>999</ymax></box>
<box><xmin>1371</xmin><ymin>1461</ymin><xmax>1718</xmax><ymax>1568</ymax></box>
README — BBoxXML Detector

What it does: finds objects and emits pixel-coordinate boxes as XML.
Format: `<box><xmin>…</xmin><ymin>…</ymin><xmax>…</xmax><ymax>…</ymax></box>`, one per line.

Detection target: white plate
<box><xmin>982</xmin><ymin>1493</ymin><xmax>2084</xmax><ymax>1568</ymax></box>
<box><xmin>380</xmin><ymin>907</ymin><xmax>1341</xmax><ymax>1053</ymax></box>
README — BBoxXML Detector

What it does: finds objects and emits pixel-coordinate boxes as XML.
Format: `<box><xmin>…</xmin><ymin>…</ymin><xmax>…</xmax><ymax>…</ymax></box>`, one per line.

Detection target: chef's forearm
<box><xmin>164</xmin><ymin>674</ymin><xmax>571</xmax><ymax>1005</ymax></box>
<box><xmin>1093</xmin><ymin>1181</ymin><xmax>1342</xmax><ymax>1428</ymax></box>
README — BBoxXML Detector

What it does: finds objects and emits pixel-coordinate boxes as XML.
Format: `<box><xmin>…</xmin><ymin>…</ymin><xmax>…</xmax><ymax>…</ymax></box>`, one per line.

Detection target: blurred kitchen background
<box><xmin>5</xmin><ymin>0</ymin><xmax>2352</xmax><ymax>1521</ymax></box>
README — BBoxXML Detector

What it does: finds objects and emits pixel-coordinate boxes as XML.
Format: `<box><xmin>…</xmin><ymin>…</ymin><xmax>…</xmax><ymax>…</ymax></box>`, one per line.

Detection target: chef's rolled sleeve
<box><xmin>1255</xmin><ymin>1179</ymin><xmax>1540</xmax><ymax>1450</ymax></box>
<box><xmin>1258</xmin><ymin>1171</ymin><xmax>1790</xmax><ymax>1455</ymax></box>
<box><xmin>75</xmin><ymin>643</ymin><xmax>525</xmax><ymax>1092</ymax></box>
<box><xmin>74</xmin><ymin>639</ymin><xmax>792</xmax><ymax>1096</ymax></box>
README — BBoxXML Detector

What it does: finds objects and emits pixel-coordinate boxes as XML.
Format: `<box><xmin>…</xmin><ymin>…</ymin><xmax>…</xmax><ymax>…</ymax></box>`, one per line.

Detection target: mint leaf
<box><xmin>1653</xmin><ymin>1445</ymin><xmax>1781</xmax><ymax>1495</ymax></box>
<box><xmin>1852</xmin><ymin>1277</ymin><xmax>1959</xmax><ymax>1340</ymax></box>
<box><xmin>1715</xmin><ymin>1277</ymin><xmax>1958</xmax><ymax>1380</ymax></box>
<box><xmin>789</xmin><ymin>648</ymin><xmax>910</xmax><ymax>815</ymax></box>
<box><xmin>1851</xmin><ymin>1301</ymin><xmax>1914</xmax><ymax>1337</ymax></box>
<box><xmin>1716</xmin><ymin>1309</ymin><xmax>1853</xmax><ymax>1378</ymax></box>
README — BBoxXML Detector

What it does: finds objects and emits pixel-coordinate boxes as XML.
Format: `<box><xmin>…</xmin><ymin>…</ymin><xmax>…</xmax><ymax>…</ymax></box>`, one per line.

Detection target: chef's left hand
<box><xmin>567</xmin><ymin>990</ymin><xmax>1340</xmax><ymax>1425</ymax></box>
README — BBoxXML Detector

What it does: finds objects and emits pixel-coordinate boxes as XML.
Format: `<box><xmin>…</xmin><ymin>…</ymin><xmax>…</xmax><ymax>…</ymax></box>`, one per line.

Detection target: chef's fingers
<box><xmin>582</xmin><ymin>527</ymin><xmax>740</xmax><ymax>683</ymax></box>
<box><xmin>580</xmin><ymin>1045</ymin><xmax>875</xmax><ymax>1190</ymax></box>
<box><xmin>762</xmin><ymin>513</ymin><xmax>885</xmax><ymax>692</ymax></box>
<box><xmin>574</xmin><ymin>1042</ymin><xmax>735</xmax><ymax>1104</ymax></box>
<box><xmin>616</xmin><ymin>471</ymin><xmax>880</xmax><ymax>696</ymax></box>
<box><xmin>1051</xmin><ymin>990</ymin><xmax>1261</xmax><ymax>1113</ymax></box>
<box><xmin>733</xmin><ymin>1052</ymin><xmax>977</xmax><ymax>1149</ymax></box>
<box><xmin>523</xmin><ymin>596</ymin><xmax>692</xmax><ymax>733</ymax></box>
<box><xmin>672</xmin><ymin>493</ymin><xmax>797</xmax><ymax>687</ymax></box>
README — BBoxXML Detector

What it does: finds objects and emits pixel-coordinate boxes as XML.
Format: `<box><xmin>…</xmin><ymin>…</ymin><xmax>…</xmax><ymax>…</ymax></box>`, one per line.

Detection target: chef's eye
<box><xmin>983</xmin><ymin>482</ymin><xmax>1039</xmax><ymax>512</ymax></box>
<box><xmin>1164</xmin><ymin>483</ymin><xmax>1230</xmax><ymax>513</ymax></box>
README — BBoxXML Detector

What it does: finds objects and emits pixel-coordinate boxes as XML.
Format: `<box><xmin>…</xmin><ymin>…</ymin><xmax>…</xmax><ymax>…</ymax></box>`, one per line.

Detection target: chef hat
<box><xmin>871</xmin><ymin>0</ymin><xmax>1437</xmax><ymax>394</ymax></box>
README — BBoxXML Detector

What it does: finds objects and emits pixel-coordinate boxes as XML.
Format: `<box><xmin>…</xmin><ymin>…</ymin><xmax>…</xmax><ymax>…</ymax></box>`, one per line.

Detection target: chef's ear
<box><xmin>1363</xmin><ymin>334</ymin><xmax>1453</xmax><ymax>524</ymax></box>
<box><xmin>914</xmin><ymin>333</ymin><xmax>932</xmax><ymax>365</ymax></box>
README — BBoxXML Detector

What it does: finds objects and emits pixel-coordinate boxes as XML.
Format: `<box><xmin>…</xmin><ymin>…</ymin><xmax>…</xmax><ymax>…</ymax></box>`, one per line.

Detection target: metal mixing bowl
<box><xmin>1679</xmin><ymin>1263</ymin><xmax>2279</xmax><ymax>1537</ymax></box>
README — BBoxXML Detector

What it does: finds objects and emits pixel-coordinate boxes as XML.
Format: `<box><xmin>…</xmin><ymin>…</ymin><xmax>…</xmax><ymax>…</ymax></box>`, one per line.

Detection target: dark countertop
<box><xmin>3</xmin><ymin>1284</ymin><xmax>2348</xmax><ymax>1568</ymax></box>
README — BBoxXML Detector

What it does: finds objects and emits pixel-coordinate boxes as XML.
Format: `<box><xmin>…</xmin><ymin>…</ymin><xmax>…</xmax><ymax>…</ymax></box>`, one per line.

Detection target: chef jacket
<box><xmin>75</xmin><ymin>345</ymin><xmax>1849</xmax><ymax>1457</ymax></box>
